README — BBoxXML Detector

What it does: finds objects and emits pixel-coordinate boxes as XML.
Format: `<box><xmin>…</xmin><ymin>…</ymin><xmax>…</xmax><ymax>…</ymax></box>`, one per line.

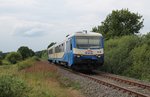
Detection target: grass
<box><xmin>0</xmin><ymin>59</ymin><xmax>84</xmax><ymax>97</ymax></box>
<box><xmin>17</xmin><ymin>56</ymin><xmax>40</xmax><ymax>70</ymax></box>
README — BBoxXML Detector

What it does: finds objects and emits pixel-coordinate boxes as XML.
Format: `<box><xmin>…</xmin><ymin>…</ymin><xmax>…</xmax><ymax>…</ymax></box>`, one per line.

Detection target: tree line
<box><xmin>0</xmin><ymin>46</ymin><xmax>35</xmax><ymax>65</ymax></box>
<box><xmin>0</xmin><ymin>41</ymin><xmax>57</xmax><ymax>65</ymax></box>
<box><xmin>92</xmin><ymin>9</ymin><xmax>150</xmax><ymax>81</ymax></box>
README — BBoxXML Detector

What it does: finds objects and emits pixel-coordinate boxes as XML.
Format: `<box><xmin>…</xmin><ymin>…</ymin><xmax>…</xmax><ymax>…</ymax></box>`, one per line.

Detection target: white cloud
<box><xmin>0</xmin><ymin>16</ymin><xmax>53</xmax><ymax>37</ymax></box>
<box><xmin>0</xmin><ymin>0</ymin><xmax>150</xmax><ymax>52</ymax></box>
<box><xmin>0</xmin><ymin>0</ymin><xmax>37</xmax><ymax>6</ymax></box>
<box><xmin>12</xmin><ymin>20</ymin><xmax>53</xmax><ymax>37</ymax></box>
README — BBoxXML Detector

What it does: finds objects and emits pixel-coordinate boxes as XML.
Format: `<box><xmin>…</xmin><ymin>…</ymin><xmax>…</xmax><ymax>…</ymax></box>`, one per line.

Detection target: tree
<box><xmin>47</xmin><ymin>42</ymin><xmax>56</xmax><ymax>48</ymax></box>
<box><xmin>17</xmin><ymin>46</ymin><xmax>35</xmax><ymax>59</ymax></box>
<box><xmin>6</xmin><ymin>52</ymin><xmax>22</xmax><ymax>64</ymax></box>
<box><xmin>92</xmin><ymin>9</ymin><xmax>144</xmax><ymax>40</ymax></box>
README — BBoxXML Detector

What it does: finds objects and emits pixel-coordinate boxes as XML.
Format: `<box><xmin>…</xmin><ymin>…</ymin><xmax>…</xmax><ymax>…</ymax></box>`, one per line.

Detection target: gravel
<box><xmin>57</xmin><ymin>67</ymin><xmax>132</xmax><ymax>97</ymax></box>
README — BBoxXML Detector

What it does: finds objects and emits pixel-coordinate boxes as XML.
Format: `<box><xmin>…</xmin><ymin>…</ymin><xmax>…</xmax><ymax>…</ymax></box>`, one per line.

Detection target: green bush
<box><xmin>5</xmin><ymin>52</ymin><xmax>22</xmax><ymax>64</ymax></box>
<box><xmin>102</xmin><ymin>35</ymin><xmax>139</xmax><ymax>74</ymax></box>
<box><xmin>100</xmin><ymin>33</ymin><xmax>150</xmax><ymax>81</ymax></box>
<box><xmin>0</xmin><ymin>75</ymin><xmax>30</xmax><ymax>97</ymax></box>
<box><xmin>31</xmin><ymin>56</ymin><xmax>40</xmax><ymax>61</ymax></box>
<box><xmin>124</xmin><ymin>44</ymin><xmax>150</xmax><ymax>81</ymax></box>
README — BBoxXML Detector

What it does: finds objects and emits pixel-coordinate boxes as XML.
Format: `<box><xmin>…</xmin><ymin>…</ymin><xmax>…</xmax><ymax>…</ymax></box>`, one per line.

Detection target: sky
<box><xmin>0</xmin><ymin>0</ymin><xmax>150</xmax><ymax>52</ymax></box>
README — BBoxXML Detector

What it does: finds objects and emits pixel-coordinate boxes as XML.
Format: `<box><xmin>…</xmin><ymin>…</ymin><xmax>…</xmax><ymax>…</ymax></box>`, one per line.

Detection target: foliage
<box><xmin>0</xmin><ymin>75</ymin><xmax>29</xmax><ymax>97</ymax></box>
<box><xmin>35</xmin><ymin>50</ymin><xmax>48</xmax><ymax>60</ymax></box>
<box><xmin>17</xmin><ymin>46</ymin><xmax>35</xmax><ymax>59</ymax></box>
<box><xmin>35</xmin><ymin>42</ymin><xmax>56</xmax><ymax>60</ymax></box>
<box><xmin>47</xmin><ymin>42</ymin><xmax>56</xmax><ymax>49</ymax></box>
<box><xmin>0</xmin><ymin>60</ymin><xmax>2</xmax><ymax>65</ymax></box>
<box><xmin>1</xmin><ymin>60</ymin><xmax>10</xmax><ymax>65</ymax></box>
<box><xmin>141</xmin><ymin>32</ymin><xmax>150</xmax><ymax>45</ymax></box>
<box><xmin>101</xmin><ymin>33</ymin><xmax>150</xmax><ymax>81</ymax></box>
<box><xmin>32</xmin><ymin>56</ymin><xmax>40</xmax><ymax>61</ymax></box>
<box><xmin>0</xmin><ymin>51</ymin><xmax>7</xmax><ymax>60</ymax></box>
<box><xmin>41</xmin><ymin>50</ymin><xmax>48</xmax><ymax>60</ymax></box>
<box><xmin>5</xmin><ymin>52</ymin><xmax>22</xmax><ymax>64</ymax></box>
<box><xmin>0</xmin><ymin>51</ymin><xmax>2</xmax><ymax>59</ymax></box>
<box><xmin>124</xmin><ymin>44</ymin><xmax>150</xmax><ymax>81</ymax></box>
<box><xmin>17</xmin><ymin>57</ymin><xmax>38</xmax><ymax>70</ymax></box>
<box><xmin>92</xmin><ymin>9</ymin><xmax>144</xmax><ymax>40</ymax></box>
<box><xmin>102</xmin><ymin>35</ymin><xmax>139</xmax><ymax>73</ymax></box>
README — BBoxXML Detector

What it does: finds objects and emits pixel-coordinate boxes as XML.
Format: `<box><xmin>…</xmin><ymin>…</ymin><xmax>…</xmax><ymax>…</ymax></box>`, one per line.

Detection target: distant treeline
<box><xmin>35</xmin><ymin>50</ymin><xmax>48</xmax><ymax>60</ymax></box>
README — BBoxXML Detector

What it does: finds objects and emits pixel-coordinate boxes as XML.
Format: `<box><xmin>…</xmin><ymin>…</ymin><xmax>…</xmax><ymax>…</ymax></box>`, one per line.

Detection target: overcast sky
<box><xmin>0</xmin><ymin>0</ymin><xmax>150</xmax><ymax>52</ymax></box>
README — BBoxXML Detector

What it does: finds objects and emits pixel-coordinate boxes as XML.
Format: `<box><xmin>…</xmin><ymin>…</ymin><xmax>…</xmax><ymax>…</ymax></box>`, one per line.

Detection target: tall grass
<box><xmin>17</xmin><ymin>56</ymin><xmax>40</xmax><ymax>70</ymax></box>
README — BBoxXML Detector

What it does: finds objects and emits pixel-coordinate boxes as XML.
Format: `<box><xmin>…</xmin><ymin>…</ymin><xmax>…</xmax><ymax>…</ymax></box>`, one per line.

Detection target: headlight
<box><xmin>97</xmin><ymin>55</ymin><xmax>101</xmax><ymax>58</ymax></box>
<box><xmin>74</xmin><ymin>54</ymin><xmax>81</xmax><ymax>58</ymax></box>
<box><xmin>77</xmin><ymin>55</ymin><xmax>80</xmax><ymax>58</ymax></box>
<box><xmin>96</xmin><ymin>55</ymin><xmax>101</xmax><ymax>58</ymax></box>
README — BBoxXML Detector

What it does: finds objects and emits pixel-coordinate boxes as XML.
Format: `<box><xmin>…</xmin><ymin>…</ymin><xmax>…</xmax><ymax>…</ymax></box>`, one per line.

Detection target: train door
<box><xmin>66</xmin><ymin>38</ymin><xmax>73</xmax><ymax>66</ymax></box>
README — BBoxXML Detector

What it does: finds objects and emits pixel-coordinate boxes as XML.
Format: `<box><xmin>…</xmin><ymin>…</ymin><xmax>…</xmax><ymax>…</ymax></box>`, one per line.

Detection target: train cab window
<box><xmin>76</xmin><ymin>36</ymin><xmax>101</xmax><ymax>49</ymax></box>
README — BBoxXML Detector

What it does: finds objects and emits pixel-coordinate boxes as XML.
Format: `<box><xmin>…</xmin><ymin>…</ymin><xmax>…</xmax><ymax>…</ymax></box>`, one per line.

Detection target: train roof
<box><xmin>48</xmin><ymin>31</ymin><xmax>102</xmax><ymax>50</ymax></box>
<box><xmin>68</xmin><ymin>31</ymin><xmax>102</xmax><ymax>37</ymax></box>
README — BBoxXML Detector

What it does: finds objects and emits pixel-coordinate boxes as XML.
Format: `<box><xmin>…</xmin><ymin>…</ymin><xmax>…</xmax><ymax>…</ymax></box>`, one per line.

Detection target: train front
<box><xmin>73</xmin><ymin>33</ymin><xmax>104</xmax><ymax>70</ymax></box>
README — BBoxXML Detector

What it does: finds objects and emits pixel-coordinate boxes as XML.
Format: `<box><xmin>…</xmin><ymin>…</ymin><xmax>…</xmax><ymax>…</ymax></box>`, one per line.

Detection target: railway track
<box><xmin>81</xmin><ymin>74</ymin><xmax>150</xmax><ymax>97</ymax></box>
<box><xmin>54</xmin><ymin>64</ymin><xmax>150</xmax><ymax>97</ymax></box>
<box><xmin>96</xmin><ymin>71</ymin><xmax>150</xmax><ymax>90</ymax></box>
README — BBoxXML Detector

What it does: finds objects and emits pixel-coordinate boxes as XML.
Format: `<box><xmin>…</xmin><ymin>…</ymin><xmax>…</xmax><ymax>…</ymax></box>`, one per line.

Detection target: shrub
<box><xmin>100</xmin><ymin>33</ymin><xmax>150</xmax><ymax>81</ymax></box>
<box><xmin>31</xmin><ymin>56</ymin><xmax>40</xmax><ymax>61</ymax></box>
<box><xmin>0</xmin><ymin>75</ymin><xmax>29</xmax><ymax>97</ymax></box>
<box><xmin>101</xmin><ymin>35</ymin><xmax>139</xmax><ymax>74</ymax></box>
<box><xmin>5</xmin><ymin>52</ymin><xmax>22</xmax><ymax>64</ymax></box>
<box><xmin>124</xmin><ymin>44</ymin><xmax>150</xmax><ymax>81</ymax></box>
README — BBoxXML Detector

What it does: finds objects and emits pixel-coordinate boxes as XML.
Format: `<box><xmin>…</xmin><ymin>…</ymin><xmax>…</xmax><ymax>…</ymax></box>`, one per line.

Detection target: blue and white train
<box><xmin>48</xmin><ymin>31</ymin><xmax>104</xmax><ymax>70</ymax></box>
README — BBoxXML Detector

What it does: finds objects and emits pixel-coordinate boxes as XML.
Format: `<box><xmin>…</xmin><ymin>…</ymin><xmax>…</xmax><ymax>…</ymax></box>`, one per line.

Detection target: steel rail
<box><xmin>99</xmin><ymin>74</ymin><xmax>150</xmax><ymax>90</ymax></box>
<box><xmin>79</xmin><ymin>73</ymin><xmax>149</xmax><ymax>97</ymax></box>
<box><xmin>54</xmin><ymin>64</ymin><xmax>150</xmax><ymax>97</ymax></box>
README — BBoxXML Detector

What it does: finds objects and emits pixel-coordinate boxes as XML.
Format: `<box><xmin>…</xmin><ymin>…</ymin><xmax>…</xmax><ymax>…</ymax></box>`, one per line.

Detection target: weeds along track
<box><xmin>54</xmin><ymin>64</ymin><xmax>150</xmax><ymax>97</ymax></box>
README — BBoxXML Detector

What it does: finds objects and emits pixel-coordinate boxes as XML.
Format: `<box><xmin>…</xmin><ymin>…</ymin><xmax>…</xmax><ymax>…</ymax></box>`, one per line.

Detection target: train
<box><xmin>47</xmin><ymin>31</ymin><xmax>104</xmax><ymax>70</ymax></box>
